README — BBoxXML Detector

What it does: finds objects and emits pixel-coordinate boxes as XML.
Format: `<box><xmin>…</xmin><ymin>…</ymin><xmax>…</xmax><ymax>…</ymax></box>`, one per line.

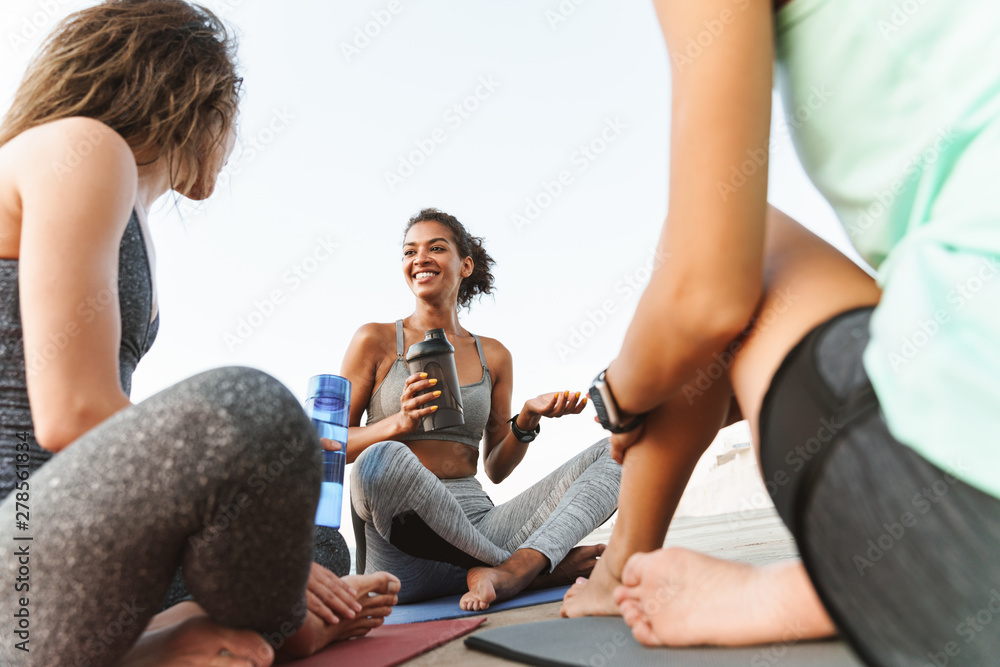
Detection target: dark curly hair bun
<box><xmin>405</xmin><ymin>208</ymin><xmax>495</xmax><ymax>310</ymax></box>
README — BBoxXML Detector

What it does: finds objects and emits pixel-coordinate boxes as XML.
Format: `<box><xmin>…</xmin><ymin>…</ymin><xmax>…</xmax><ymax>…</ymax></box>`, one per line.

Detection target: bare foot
<box><xmin>559</xmin><ymin>554</ymin><xmax>622</xmax><ymax>618</ymax></box>
<box><xmin>612</xmin><ymin>548</ymin><xmax>836</xmax><ymax>646</ymax></box>
<box><xmin>279</xmin><ymin>571</ymin><xmax>401</xmax><ymax>657</ymax></box>
<box><xmin>460</xmin><ymin>549</ymin><xmax>549</xmax><ymax>611</ymax></box>
<box><xmin>533</xmin><ymin>544</ymin><xmax>604</xmax><ymax>589</ymax></box>
<box><xmin>120</xmin><ymin>615</ymin><xmax>274</xmax><ymax>667</ymax></box>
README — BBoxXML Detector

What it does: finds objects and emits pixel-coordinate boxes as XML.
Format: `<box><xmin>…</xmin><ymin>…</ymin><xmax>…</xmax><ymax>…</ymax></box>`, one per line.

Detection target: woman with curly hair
<box><xmin>0</xmin><ymin>2</ymin><xmax>396</xmax><ymax>664</ymax></box>
<box><xmin>343</xmin><ymin>208</ymin><xmax>622</xmax><ymax>610</ymax></box>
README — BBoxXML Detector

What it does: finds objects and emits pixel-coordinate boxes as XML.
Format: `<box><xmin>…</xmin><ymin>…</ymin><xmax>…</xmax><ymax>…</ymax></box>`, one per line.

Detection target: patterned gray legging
<box><xmin>351</xmin><ymin>438</ymin><xmax>621</xmax><ymax>604</ymax></box>
<box><xmin>0</xmin><ymin>367</ymin><xmax>321</xmax><ymax>667</ymax></box>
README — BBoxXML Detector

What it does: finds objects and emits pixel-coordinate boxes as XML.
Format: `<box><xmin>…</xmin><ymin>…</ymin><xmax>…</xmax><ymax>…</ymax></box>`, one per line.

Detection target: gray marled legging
<box><xmin>0</xmin><ymin>367</ymin><xmax>321</xmax><ymax>666</ymax></box>
<box><xmin>352</xmin><ymin>438</ymin><xmax>620</xmax><ymax>603</ymax></box>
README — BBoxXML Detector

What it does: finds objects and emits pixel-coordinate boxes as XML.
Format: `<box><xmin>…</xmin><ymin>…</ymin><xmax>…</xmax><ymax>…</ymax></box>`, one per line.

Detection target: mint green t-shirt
<box><xmin>775</xmin><ymin>0</ymin><xmax>1000</xmax><ymax>499</ymax></box>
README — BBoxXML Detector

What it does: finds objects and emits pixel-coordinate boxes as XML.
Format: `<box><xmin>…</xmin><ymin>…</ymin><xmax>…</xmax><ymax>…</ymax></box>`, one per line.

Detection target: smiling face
<box><xmin>402</xmin><ymin>221</ymin><xmax>474</xmax><ymax>305</ymax></box>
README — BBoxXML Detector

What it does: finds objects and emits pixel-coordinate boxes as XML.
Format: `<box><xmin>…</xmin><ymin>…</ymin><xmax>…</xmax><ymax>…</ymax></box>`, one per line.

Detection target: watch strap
<box><xmin>508</xmin><ymin>413</ymin><xmax>539</xmax><ymax>443</ymax></box>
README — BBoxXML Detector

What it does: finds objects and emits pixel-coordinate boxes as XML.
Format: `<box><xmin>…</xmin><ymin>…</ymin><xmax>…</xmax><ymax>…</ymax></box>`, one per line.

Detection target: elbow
<box><xmin>31</xmin><ymin>393</ymin><xmax>130</xmax><ymax>453</ymax></box>
<box><xmin>701</xmin><ymin>286</ymin><xmax>762</xmax><ymax>347</ymax></box>
<box><xmin>671</xmin><ymin>272</ymin><xmax>762</xmax><ymax>349</ymax></box>
<box><xmin>345</xmin><ymin>445</ymin><xmax>360</xmax><ymax>465</ymax></box>
<box><xmin>33</xmin><ymin>421</ymin><xmax>75</xmax><ymax>453</ymax></box>
<box><xmin>484</xmin><ymin>463</ymin><xmax>507</xmax><ymax>485</ymax></box>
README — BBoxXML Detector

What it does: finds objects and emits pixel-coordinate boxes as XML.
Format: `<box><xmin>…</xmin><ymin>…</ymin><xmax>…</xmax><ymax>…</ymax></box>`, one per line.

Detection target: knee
<box><xmin>180</xmin><ymin>366</ymin><xmax>321</xmax><ymax>474</ymax></box>
<box><xmin>590</xmin><ymin>437</ymin><xmax>622</xmax><ymax>482</ymax></box>
<box><xmin>352</xmin><ymin>441</ymin><xmax>416</xmax><ymax>498</ymax></box>
<box><xmin>589</xmin><ymin>437</ymin><xmax>614</xmax><ymax>462</ymax></box>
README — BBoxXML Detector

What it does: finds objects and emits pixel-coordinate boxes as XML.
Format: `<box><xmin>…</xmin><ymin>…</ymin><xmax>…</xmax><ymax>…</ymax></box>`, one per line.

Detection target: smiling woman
<box><xmin>339</xmin><ymin>207</ymin><xmax>622</xmax><ymax>609</ymax></box>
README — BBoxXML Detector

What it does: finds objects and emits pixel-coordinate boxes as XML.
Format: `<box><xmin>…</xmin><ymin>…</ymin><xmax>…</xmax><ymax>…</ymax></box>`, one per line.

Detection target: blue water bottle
<box><xmin>305</xmin><ymin>374</ymin><xmax>350</xmax><ymax>529</ymax></box>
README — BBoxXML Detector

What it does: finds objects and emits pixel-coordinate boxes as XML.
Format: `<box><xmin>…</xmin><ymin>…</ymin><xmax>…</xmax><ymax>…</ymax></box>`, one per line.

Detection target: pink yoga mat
<box><xmin>285</xmin><ymin>616</ymin><xmax>487</xmax><ymax>667</ymax></box>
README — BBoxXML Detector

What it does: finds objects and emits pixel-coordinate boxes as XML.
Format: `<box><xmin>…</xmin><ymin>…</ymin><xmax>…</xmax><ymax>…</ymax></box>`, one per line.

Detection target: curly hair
<box><xmin>0</xmin><ymin>0</ymin><xmax>241</xmax><ymax>194</ymax></box>
<box><xmin>404</xmin><ymin>208</ymin><xmax>496</xmax><ymax>310</ymax></box>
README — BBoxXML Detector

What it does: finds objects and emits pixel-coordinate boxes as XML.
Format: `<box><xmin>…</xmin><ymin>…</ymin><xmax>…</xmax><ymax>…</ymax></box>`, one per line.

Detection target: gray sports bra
<box><xmin>365</xmin><ymin>320</ymin><xmax>492</xmax><ymax>449</ymax></box>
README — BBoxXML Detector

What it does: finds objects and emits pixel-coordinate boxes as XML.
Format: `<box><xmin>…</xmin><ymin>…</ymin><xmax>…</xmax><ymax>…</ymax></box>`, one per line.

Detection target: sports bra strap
<box><xmin>472</xmin><ymin>333</ymin><xmax>488</xmax><ymax>369</ymax></box>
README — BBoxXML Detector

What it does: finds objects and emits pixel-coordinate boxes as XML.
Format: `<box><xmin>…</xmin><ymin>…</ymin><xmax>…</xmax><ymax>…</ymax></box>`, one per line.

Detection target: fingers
<box><xmin>324</xmin><ymin>588</ymin><xmax>363</xmax><ymax>622</ymax></box>
<box><xmin>610</xmin><ymin>434</ymin><xmax>627</xmax><ymax>463</ymax></box>
<box><xmin>402</xmin><ymin>372</ymin><xmax>437</xmax><ymax>396</ymax></box>
<box><xmin>305</xmin><ymin>589</ymin><xmax>338</xmax><ymax>626</ymax></box>
<box><xmin>400</xmin><ymin>373</ymin><xmax>441</xmax><ymax>419</ymax></box>
<box><xmin>610</xmin><ymin>426</ymin><xmax>643</xmax><ymax>463</ymax></box>
<box><xmin>319</xmin><ymin>438</ymin><xmax>342</xmax><ymax>452</ymax></box>
<box><xmin>536</xmin><ymin>391</ymin><xmax>590</xmax><ymax>419</ymax></box>
<box><xmin>307</xmin><ymin>564</ymin><xmax>363</xmax><ymax>624</ymax></box>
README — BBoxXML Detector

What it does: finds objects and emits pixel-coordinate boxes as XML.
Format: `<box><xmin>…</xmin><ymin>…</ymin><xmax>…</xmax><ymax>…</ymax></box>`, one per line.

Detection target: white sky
<box><xmin>3</xmin><ymin>0</ymin><xmax>864</xmax><ymax>547</ymax></box>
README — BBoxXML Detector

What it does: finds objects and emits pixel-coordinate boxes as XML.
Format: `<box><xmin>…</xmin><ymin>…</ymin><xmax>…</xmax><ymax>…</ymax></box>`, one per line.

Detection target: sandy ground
<box><xmin>403</xmin><ymin>507</ymin><xmax>798</xmax><ymax>665</ymax></box>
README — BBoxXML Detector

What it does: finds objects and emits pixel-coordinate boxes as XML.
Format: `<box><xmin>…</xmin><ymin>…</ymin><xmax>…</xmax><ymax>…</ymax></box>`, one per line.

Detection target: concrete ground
<box><xmin>404</xmin><ymin>507</ymin><xmax>798</xmax><ymax>666</ymax></box>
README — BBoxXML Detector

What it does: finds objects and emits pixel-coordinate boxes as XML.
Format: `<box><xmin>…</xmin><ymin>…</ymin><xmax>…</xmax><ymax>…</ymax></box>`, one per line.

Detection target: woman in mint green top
<box><xmin>558</xmin><ymin>0</ymin><xmax>1000</xmax><ymax>663</ymax></box>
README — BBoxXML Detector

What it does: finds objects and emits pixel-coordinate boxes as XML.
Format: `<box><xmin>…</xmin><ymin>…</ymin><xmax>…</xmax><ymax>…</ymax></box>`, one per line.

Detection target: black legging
<box><xmin>0</xmin><ymin>366</ymin><xmax>321</xmax><ymax>666</ymax></box>
<box><xmin>760</xmin><ymin>307</ymin><xmax>1000</xmax><ymax>666</ymax></box>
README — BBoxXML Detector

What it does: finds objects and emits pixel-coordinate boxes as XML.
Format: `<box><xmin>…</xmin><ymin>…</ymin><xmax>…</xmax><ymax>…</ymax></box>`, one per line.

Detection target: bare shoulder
<box><xmin>476</xmin><ymin>335</ymin><xmax>513</xmax><ymax>373</ymax></box>
<box><xmin>0</xmin><ymin>118</ymin><xmax>137</xmax><ymax>257</ymax></box>
<box><xmin>347</xmin><ymin>322</ymin><xmax>398</xmax><ymax>358</ymax></box>
<box><xmin>9</xmin><ymin>117</ymin><xmax>134</xmax><ymax>178</ymax></box>
<box><xmin>9</xmin><ymin>118</ymin><xmax>136</xmax><ymax>214</ymax></box>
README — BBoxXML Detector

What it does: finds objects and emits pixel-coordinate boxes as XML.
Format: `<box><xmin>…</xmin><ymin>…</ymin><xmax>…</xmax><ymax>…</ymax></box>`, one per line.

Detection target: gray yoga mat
<box><xmin>465</xmin><ymin>617</ymin><xmax>864</xmax><ymax>666</ymax></box>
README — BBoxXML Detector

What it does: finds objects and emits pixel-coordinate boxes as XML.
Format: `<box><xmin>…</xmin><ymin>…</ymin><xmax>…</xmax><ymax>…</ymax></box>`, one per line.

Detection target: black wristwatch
<box><xmin>589</xmin><ymin>369</ymin><xmax>646</xmax><ymax>434</ymax></box>
<box><xmin>508</xmin><ymin>413</ymin><xmax>540</xmax><ymax>443</ymax></box>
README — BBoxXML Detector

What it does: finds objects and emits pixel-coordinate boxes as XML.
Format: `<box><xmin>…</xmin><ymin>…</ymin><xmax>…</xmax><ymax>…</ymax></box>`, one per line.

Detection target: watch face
<box><xmin>588</xmin><ymin>382</ymin><xmax>618</xmax><ymax>429</ymax></box>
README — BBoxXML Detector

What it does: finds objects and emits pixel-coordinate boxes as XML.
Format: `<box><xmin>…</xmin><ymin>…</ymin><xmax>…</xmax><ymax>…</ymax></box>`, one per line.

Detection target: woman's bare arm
<box><xmin>340</xmin><ymin>323</ymin><xmax>401</xmax><ymax>462</ymax></box>
<box><xmin>481</xmin><ymin>340</ymin><xmax>524</xmax><ymax>483</ymax></box>
<box><xmin>606</xmin><ymin>0</ymin><xmax>774</xmax><ymax>415</ymax></box>
<box><xmin>16</xmin><ymin>118</ymin><xmax>137</xmax><ymax>451</ymax></box>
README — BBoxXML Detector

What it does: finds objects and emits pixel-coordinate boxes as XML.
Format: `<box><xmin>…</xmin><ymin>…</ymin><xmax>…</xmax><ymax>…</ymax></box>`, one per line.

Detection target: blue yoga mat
<box><xmin>384</xmin><ymin>585</ymin><xmax>571</xmax><ymax>625</ymax></box>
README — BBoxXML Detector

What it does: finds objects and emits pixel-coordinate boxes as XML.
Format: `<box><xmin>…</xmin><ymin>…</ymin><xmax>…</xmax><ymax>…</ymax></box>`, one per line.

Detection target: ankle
<box><xmin>761</xmin><ymin>561</ymin><xmax>836</xmax><ymax>640</ymax></box>
<box><xmin>504</xmin><ymin>549</ymin><xmax>550</xmax><ymax>577</ymax></box>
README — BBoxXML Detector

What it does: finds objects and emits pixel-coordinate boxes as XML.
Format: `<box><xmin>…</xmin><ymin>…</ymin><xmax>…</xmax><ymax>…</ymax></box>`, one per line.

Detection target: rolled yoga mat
<box><xmin>385</xmin><ymin>585</ymin><xmax>571</xmax><ymax>625</ymax></box>
<box><xmin>465</xmin><ymin>617</ymin><xmax>864</xmax><ymax>666</ymax></box>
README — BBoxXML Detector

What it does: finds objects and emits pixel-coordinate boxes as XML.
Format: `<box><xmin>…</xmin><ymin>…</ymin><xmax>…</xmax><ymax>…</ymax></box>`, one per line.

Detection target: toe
<box><xmin>612</xmin><ymin>583</ymin><xmax>635</xmax><ymax>605</ymax></box>
<box><xmin>620</xmin><ymin>552</ymin><xmax>648</xmax><ymax>587</ymax></box>
<box><xmin>222</xmin><ymin>630</ymin><xmax>274</xmax><ymax>666</ymax></box>
<box><xmin>630</xmin><ymin>618</ymin><xmax>662</xmax><ymax>647</ymax></box>
<box><xmin>619</xmin><ymin>599</ymin><xmax>642</xmax><ymax>626</ymax></box>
